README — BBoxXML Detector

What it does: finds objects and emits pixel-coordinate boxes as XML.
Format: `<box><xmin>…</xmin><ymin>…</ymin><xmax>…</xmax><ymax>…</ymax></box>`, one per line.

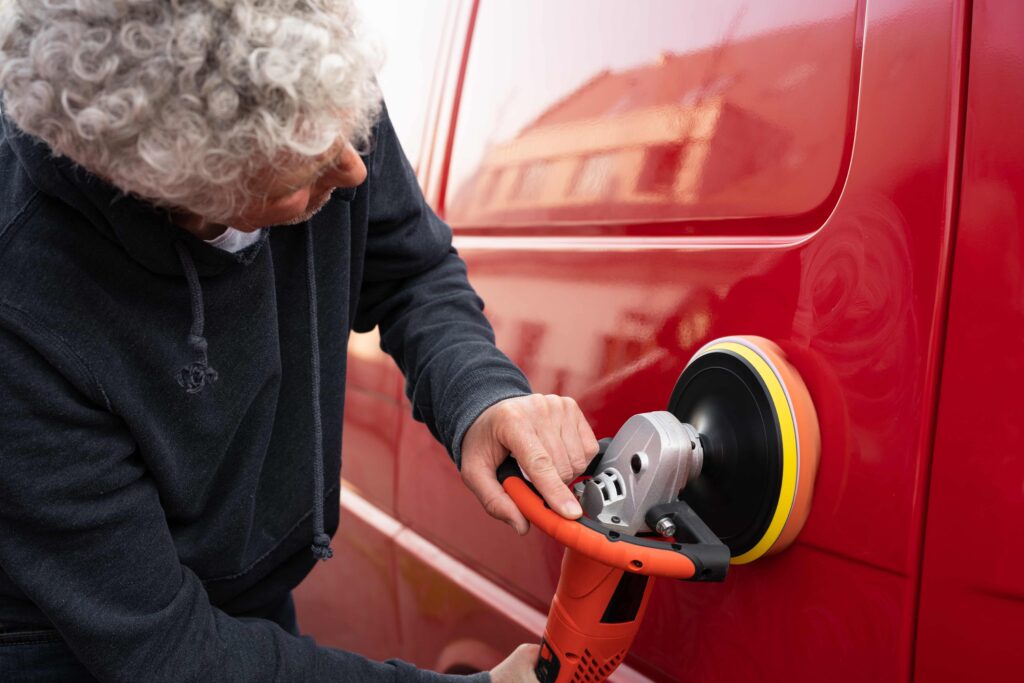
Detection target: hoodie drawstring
<box><xmin>305</xmin><ymin>222</ymin><xmax>333</xmax><ymax>561</ymax></box>
<box><xmin>174</xmin><ymin>232</ymin><xmax>332</xmax><ymax>561</ymax></box>
<box><xmin>174</xmin><ymin>242</ymin><xmax>219</xmax><ymax>394</ymax></box>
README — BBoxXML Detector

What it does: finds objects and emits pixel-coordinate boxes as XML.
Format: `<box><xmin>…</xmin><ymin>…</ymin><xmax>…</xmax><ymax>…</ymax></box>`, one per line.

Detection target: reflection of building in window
<box><xmin>446</xmin><ymin>15</ymin><xmax>854</xmax><ymax>226</ymax></box>
<box><xmin>636</xmin><ymin>144</ymin><xmax>685</xmax><ymax>195</ymax></box>
<box><xmin>570</xmin><ymin>152</ymin><xmax>618</xmax><ymax>198</ymax></box>
<box><xmin>510</xmin><ymin>160</ymin><xmax>555</xmax><ymax>202</ymax></box>
<box><xmin>449</xmin><ymin>56</ymin><xmax>792</xmax><ymax>223</ymax></box>
<box><xmin>478</xmin><ymin>168</ymin><xmax>505</xmax><ymax>207</ymax></box>
<box><xmin>451</xmin><ymin>88</ymin><xmax>793</xmax><ymax>222</ymax></box>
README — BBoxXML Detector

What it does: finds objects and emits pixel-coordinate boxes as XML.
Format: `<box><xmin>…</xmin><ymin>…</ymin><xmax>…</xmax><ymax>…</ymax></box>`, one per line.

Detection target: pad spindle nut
<box><xmin>655</xmin><ymin>516</ymin><xmax>677</xmax><ymax>538</ymax></box>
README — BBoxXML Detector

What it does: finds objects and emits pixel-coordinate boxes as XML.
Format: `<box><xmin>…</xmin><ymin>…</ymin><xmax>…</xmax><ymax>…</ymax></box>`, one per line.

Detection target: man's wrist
<box><xmin>450</xmin><ymin>382</ymin><xmax>531</xmax><ymax>468</ymax></box>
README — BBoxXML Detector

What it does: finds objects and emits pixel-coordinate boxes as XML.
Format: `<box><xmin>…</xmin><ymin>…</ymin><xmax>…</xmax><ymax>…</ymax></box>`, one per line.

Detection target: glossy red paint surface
<box><xmin>337</xmin><ymin>329</ymin><xmax>402</xmax><ymax>515</ymax></box>
<box><xmin>914</xmin><ymin>1</ymin><xmax>1024</xmax><ymax>679</ymax></box>
<box><xmin>292</xmin><ymin>0</ymin><xmax>1022</xmax><ymax>680</ymax></box>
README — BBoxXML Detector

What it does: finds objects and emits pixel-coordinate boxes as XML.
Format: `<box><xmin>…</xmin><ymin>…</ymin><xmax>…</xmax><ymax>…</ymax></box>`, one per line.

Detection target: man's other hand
<box><xmin>460</xmin><ymin>394</ymin><xmax>600</xmax><ymax>535</ymax></box>
<box><xmin>490</xmin><ymin>644</ymin><xmax>541</xmax><ymax>683</ymax></box>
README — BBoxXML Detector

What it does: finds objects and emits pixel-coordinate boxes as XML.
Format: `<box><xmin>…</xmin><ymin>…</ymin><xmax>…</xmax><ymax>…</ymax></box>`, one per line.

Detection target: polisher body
<box><xmin>534</xmin><ymin>552</ymin><xmax>653</xmax><ymax>683</ymax></box>
<box><xmin>503</xmin><ymin>335</ymin><xmax>820</xmax><ymax>683</ymax></box>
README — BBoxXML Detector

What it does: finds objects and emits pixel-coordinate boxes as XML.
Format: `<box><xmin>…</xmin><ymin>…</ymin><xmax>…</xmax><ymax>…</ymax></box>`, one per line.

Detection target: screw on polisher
<box><xmin>655</xmin><ymin>516</ymin><xmax>677</xmax><ymax>538</ymax></box>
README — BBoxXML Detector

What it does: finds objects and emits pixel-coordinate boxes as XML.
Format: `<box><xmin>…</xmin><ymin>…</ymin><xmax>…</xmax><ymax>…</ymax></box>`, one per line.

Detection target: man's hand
<box><xmin>460</xmin><ymin>394</ymin><xmax>600</xmax><ymax>535</ymax></box>
<box><xmin>490</xmin><ymin>644</ymin><xmax>541</xmax><ymax>683</ymax></box>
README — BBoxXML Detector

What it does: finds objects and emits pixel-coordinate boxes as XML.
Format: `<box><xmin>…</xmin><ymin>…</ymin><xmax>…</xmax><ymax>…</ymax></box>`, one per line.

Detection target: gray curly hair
<box><xmin>0</xmin><ymin>0</ymin><xmax>382</xmax><ymax>222</ymax></box>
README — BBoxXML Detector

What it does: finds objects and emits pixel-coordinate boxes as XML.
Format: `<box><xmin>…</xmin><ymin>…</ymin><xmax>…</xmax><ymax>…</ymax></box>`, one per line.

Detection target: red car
<box><xmin>295</xmin><ymin>1</ymin><xmax>1024</xmax><ymax>680</ymax></box>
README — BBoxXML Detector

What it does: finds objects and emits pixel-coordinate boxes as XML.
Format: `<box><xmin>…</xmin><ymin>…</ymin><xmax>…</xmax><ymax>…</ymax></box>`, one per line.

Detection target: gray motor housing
<box><xmin>578</xmin><ymin>411</ymin><xmax>703</xmax><ymax>535</ymax></box>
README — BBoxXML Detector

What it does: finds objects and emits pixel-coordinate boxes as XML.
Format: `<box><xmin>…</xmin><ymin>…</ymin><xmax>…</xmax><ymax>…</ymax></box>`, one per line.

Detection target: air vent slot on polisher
<box><xmin>593</xmin><ymin>469</ymin><xmax>626</xmax><ymax>504</ymax></box>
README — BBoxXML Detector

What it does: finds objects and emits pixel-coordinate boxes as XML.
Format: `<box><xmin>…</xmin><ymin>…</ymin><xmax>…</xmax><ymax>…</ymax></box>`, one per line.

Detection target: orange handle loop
<box><xmin>502</xmin><ymin>477</ymin><xmax>697</xmax><ymax>580</ymax></box>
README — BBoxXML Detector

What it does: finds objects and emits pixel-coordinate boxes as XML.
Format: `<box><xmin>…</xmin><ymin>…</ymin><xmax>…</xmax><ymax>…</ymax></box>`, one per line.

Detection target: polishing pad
<box><xmin>668</xmin><ymin>336</ymin><xmax>820</xmax><ymax>564</ymax></box>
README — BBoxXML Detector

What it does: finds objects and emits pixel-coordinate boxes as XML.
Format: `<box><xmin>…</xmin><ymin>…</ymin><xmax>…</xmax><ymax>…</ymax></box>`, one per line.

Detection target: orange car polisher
<box><xmin>498</xmin><ymin>336</ymin><xmax>821</xmax><ymax>683</ymax></box>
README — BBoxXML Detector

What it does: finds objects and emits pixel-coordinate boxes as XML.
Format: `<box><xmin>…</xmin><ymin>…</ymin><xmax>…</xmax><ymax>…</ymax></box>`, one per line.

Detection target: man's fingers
<box><xmin>558</xmin><ymin>397</ymin><xmax>590</xmax><ymax>477</ymax></box>
<box><xmin>503</xmin><ymin>427</ymin><xmax>582</xmax><ymax>519</ymax></box>
<box><xmin>461</xmin><ymin>460</ymin><xmax>530</xmax><ymax>534</ymax></box>
<box><xmin>575</xmin><ymin>406</ymin><xmax>601</xmax><ymax>462</ymax></box>
<box><xmin>535</xmin><ymin>398</ymin><xmax>574</xmax><ymax>482</ymax></box>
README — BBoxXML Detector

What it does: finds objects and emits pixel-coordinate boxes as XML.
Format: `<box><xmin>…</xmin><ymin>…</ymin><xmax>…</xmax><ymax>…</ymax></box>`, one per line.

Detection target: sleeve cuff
<box><xmin>447</xmin><ymin>372</ymin><xmax>532</xmax><ymax>469</ymax></box>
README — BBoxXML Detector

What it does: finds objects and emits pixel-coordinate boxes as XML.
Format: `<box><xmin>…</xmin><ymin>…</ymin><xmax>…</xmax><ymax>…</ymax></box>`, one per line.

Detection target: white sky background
<box><xmin>354</xmin><ymin>1</ymin><xmax>452</xmax><ymax>169</ymax></box>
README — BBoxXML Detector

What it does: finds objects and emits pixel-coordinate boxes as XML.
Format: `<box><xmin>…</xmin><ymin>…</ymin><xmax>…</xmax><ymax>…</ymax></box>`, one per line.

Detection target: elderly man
<box><xmin>0</xmin><ymin>1</ymin><xmax>596</xmax><ymax>681</ymax></box>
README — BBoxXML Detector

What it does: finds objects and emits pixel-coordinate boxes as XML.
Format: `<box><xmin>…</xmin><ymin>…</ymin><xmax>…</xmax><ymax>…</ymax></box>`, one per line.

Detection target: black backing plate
<box><xmin>668</xmin><ymin>350</ymin><xmax>783</xmax><ymax>557</ymax></box>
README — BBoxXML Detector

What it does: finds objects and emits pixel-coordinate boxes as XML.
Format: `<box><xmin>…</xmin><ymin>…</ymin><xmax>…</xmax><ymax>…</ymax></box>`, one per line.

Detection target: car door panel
<box><xmin>395</xmin><ymin>0</ymin><xmax>968</xmax><ymax>680</ymax></box>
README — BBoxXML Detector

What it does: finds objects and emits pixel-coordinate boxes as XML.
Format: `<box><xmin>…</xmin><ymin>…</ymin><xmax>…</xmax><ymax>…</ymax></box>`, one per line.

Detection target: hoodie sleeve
<box><xmin>354</xmin><ymin>108</ymin><xmax>532</xmax><ymax>466</ymax></box>
<box><xmin>0</xmin><ymin>307</ymin><xmax>487</xmax><ymax>683</ymax></box>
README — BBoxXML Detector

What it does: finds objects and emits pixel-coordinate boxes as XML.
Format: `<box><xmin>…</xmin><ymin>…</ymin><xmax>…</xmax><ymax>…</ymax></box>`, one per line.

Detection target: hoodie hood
<box><xmin>1</xmin><ymin>114</ymin><xmax>268</xmax><ymax>278</ymax></box>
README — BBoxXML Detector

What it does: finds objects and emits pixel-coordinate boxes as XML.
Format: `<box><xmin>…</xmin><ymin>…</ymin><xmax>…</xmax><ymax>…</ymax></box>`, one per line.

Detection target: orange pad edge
<box><xmin>740</xmin><ymin>336</ymin><xmax>821</xmax><ymax>556</ymax></box>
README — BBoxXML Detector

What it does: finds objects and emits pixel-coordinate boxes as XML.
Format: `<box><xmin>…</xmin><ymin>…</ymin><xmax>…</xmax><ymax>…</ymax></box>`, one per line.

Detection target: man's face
<box><xmin>225</xmin><ymin>138</ymin><xmax>368</xmax><ymax>231</ymax></box>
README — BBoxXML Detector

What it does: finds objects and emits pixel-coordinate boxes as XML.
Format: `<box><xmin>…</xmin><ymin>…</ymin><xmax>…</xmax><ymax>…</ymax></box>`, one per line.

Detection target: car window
<box><xmin>446</xmin><ymin>0</ymin><xmax>858</xmax><ymax>228</ymax></box>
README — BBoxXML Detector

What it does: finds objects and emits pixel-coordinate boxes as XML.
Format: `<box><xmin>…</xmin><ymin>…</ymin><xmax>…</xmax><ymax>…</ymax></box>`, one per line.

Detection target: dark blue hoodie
<box><xmin>0</xmin><ymin>106</ymin><xmax>531</xmax><ymax>681</ymax></box>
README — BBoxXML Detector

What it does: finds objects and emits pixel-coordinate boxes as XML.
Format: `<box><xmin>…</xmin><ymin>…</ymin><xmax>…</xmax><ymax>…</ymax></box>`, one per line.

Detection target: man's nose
<box><xmin>323</xmin><ymin>143</ymin><xmax>367</xmax><ymax>189</ymax></box>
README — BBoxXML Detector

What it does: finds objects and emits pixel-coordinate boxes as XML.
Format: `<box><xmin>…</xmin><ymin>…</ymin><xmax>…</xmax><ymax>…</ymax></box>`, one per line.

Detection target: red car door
<box><xmin>392</xmin><ymin>0</ymin><xmax>971</xmax><ymax>681</ymax></box>
<box><xmin>915</xmin><ymin>1</ymin><xmax>1024</xmax><ymax>679</ymax></box>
